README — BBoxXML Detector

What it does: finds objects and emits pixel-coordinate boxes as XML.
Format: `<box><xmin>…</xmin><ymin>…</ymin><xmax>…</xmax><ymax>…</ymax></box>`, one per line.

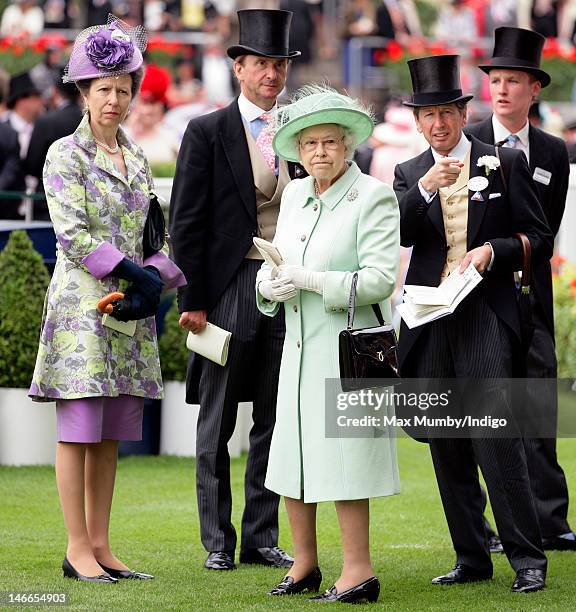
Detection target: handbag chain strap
<box><xmin>347</xmin><ymin>272</ymin><xmax>386</xmax><ymax>329</ymax></box>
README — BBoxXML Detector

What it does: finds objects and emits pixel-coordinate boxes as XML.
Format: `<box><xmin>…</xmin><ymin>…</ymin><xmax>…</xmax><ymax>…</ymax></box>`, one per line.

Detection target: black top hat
<box><xmin>403</xmin><ymin>55</ymin><xmax>473</xmax><ymax>108</ymax></box>
<box><xmin>227</xmin><ymin>9</ymin><xmax>301</xmax><ymax>60</ymax></box>
<box><xmin>478</xmin><ymin>27</ymin><xmax>550</xmax><ymax>87</ymax></box>
<box><xmin>7</xmin><ymin>71</ymin><xmax>40</xmax><ymax>108</ymax></box>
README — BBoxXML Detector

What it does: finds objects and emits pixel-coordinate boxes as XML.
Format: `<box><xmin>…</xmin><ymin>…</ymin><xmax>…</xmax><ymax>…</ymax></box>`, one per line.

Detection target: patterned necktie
<box><xmin>255</xmin><ymin>113</ymin><xmax>276</xmax><ymax>173</ymax></box>
<box><xmin>504</xmin><ymin>134</ymin><xmax>520</xmax><ymax>148</ymax></box>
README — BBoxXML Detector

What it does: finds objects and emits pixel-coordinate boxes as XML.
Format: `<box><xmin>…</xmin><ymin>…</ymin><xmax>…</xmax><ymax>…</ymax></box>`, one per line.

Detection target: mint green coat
<box><xmin>256</xmin><ymin>162</ymin><xmax>401</xmax><ymax>502</ymax></box>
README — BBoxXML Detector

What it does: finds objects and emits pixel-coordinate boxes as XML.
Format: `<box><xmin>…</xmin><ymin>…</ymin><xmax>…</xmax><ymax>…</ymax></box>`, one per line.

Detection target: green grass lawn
<box><xmin>1</xmin><ymin>438</ymin><xmax>575</xmax><ymax>610</ymax></box>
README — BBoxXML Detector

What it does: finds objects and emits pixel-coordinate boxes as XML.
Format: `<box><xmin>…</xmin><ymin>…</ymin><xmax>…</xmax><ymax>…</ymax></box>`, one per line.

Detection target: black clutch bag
<box><xmin>143</xmin><ymin>192</ymin><xmax>166</xmax><ymax>258</ymax></box>
<box><xmin>339</xmin><ymin>272</ymin><xmax>400</xmax><ymax>392</ymax></box>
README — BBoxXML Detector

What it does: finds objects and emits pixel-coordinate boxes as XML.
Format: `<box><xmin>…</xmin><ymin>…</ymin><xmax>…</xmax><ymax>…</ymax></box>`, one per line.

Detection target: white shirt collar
<box><xmin>7</xmin><ymin>110</ymin><xmax>31</xmax><ymax>133</ymax></box>
<box><xmin>430</xmin><ymin>132</ymin><xmax>471</xmax><ymax>163</ymax></box>
<box><xmin>492</xmin><ymin>114</ymin><xmax>530</xmax><ymax>149</ymax></box>
<box><xmin>237</xmin><ymin>93</ymin><xmax>277</xmax><ymax>123</ymax></box>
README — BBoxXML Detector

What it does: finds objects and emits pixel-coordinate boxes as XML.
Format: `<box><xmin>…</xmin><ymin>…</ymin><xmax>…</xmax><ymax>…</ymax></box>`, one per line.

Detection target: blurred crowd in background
<box><xmin>2</xmin><ymin>0</ymin><xmax>576</xmax><ymax>221</ymax></box>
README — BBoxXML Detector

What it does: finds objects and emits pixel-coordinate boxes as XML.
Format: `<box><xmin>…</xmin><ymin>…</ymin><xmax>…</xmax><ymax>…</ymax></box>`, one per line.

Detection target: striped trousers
<box><xmin>195</xmin><ymin>259</ymin><xmax>285</xmax><ymax>553</ymax></box>
<box><xmin>404</xmin><ymin>295</ymin><xmax>547</xmax><ymax>573</ymax></box>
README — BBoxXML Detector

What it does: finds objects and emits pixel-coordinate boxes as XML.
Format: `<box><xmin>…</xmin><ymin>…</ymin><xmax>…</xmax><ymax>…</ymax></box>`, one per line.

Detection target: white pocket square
<box><xmin>488</xmin><ymin>193</ymin><xmax>501</xmax><ymax>199</ymax></box>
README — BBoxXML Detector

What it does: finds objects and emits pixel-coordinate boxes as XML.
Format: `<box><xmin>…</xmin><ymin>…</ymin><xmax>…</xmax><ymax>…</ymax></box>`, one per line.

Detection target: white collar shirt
<box><xmin>238</xmin><ymin>93</ymin><xmax>277</xmax><ymax>140</ymax></box>
<box><xmin>430</xmin><ymin>132</ymin><xmax>471</xmax><ymax>163</ymax></box>
<box><xmin>492</xmin><ymin>114</ymin><xmax>530</xmax><ymax>163</ymax></box>
<box><xmin>7</xmin><ymin>111</ymin><xmax>33</xmax><ymax>158</ymax></box>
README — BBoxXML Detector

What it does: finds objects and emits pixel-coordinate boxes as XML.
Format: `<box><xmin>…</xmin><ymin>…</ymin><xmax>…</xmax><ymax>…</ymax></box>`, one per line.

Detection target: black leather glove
<box><xmin>111</xmin><ymin>285</ymin><xmax>159</xmax><ymax>321</ymax></box>
<box><xmin>111</xmin><ymin>258</ymin><xmax>164</xmax><ymax>303</ymax></box>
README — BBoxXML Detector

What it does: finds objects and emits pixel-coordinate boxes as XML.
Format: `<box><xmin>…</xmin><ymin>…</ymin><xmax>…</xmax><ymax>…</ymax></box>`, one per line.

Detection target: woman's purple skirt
<box><xmin>56</xmin><ymin>395</ymin><xmax>144</xmax><ymax>443</ymax></box>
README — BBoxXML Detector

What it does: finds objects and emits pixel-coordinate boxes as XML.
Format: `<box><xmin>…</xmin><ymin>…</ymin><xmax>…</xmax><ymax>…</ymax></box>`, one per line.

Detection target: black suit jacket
<box><xmin>393</xmin><ymin>135</ymin><xmax>553</xmax><ymax>366</ymax></box>
<box><xmin>169</xmin><ymin>98</ymin><xmax>304</xmax><ymax>314</ymax></box>
<box><xmin>0</xmin><ymin>121</ymin><xmax>25</xmax><ymax>220</ymax></box>
<box><xmin>465</xmin><ymin>116</ymin><xmax>568</xmax><ymax>335</ymax></box>
<box><xmin>26</xmin><ymin>102</ymin><xmax>83</xmax><ymax>185</ymax></box>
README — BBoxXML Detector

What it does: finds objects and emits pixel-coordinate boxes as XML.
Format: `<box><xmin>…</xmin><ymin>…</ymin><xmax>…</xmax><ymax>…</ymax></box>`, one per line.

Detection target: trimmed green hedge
<box><xmin>158</xmin><ymin>295</ymin><xmax>188</xmax><ymax>382</ymax></box>
<box><xmin>0</xmin><ymin>230</ymin><xmax>50</xmax><ymax>388</ymax></box>
<box><xmin>553</xmin><ymin>261</ymin><xmax>576</xmax><ymax>377</ymax></box>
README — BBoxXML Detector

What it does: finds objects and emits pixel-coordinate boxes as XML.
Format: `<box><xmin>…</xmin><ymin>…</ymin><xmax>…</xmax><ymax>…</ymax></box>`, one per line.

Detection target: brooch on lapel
<box><xmin>347</xmin><ymin>188</ymin><xmax>359</xmax><ymax>202</ymax></box>
<box><xmin>468</xmin><ymin>176</ymin><xmax>489</xmax><ymax>202</ymax></box>
<box><xmin>476</xmin><ymin>155</ymin><xmax>500</xmax><ymax>177</ymax></box>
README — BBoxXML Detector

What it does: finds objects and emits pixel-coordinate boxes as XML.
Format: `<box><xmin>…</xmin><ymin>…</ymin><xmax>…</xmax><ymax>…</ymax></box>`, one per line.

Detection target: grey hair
<box><xmin>296</xmin><ymin>124</ymin><xmax>356</xmax><ymax>159</ymax></box>
<box><xmin>285</xmin><ymin>83</ymin><xmax>374</xmax><ymax>160</ymax></box>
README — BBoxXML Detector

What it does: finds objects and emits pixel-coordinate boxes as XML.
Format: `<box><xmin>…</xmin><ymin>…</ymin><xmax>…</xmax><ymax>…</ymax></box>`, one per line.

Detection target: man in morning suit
<box><xmin>0</xmin><ymin>119</ymin><xmax>25</xmax><ymax>220</ymax></box>
<box><xmin>465</xmin><ymin>27</ymin><xmax>575</xmax><ymax>552</ymax></box>
<box><xmin>393</xmin><ymin>55</ymin><xmax>553</xmax><ymax>593</ymax></box>
<box><xmin>25</xmin><ymin>68</ymin><xmax>83</xmax><ymax>220</ymax></box>
<box><xmin>169</xmin><ymin>9</ymin><xmax>302</xmax><ymax>571</ymax></box>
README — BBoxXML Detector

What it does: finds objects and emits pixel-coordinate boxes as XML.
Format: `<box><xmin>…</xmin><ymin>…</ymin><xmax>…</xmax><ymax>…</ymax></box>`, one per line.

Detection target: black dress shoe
<box><xmin>431</xmin><ymin>564</ymin><xmax>492</xmax><ymax>585</ymax></box>
<box><xmin>542</xmin><ymin>534</ymin><xmax>576</xmax><ymax>551</ymax></box>
<box><xmin>310</xmin><ymin>576</ymin><xmax>380</xmax><ymax>604</ymax></box>
<box><xmin>267</xmin><ymin>567</ymin><xmax>322</xmax><ymax>596</ymax></box>
<box><xmin>204</xmin><ymin>551</ymin><xmax>235</xmax><ymax>570</ymax></box>
<box><xmin>488</xmin><ymin>534</ymin><xmax>504</xmax><ymax>554</ymax></box>
<box><xmin>511</xmin><ymin>568</ymin><xmax>546</xmax><ymax>593</ymax></box>
<box><xmin>98</xmin><ymin>563</ymin><xmax>154</xmax><ymax>580</ymax></box>
<box><xmin>240</xmin><ymin>546</ymin><xmax>293</xmax><ymax>568</ymax></box>
<box><xmin>62</xmin><ymin>557</ymin><xmax>117</xmax><ymax>583</ymax></box>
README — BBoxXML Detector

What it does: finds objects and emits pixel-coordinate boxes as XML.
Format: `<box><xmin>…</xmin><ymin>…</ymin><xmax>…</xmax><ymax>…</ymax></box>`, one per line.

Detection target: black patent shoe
<box><xmin>240</xmin><ymin>546</ymin><xmax>293</xmax><ymax>568</ymax></box>
<box><xmin>431</xmin><ymin>564</ymin><xmax>492</xmax><ymax>585</ymax></box>
<box><xmin>62</xmin><ymin>557</ymin><xmax>117</xmax><ymax>583</ymax></box>
<box><xmin>488</xmin><ymin>535</ymin><xmax>504</xmax><ymax>554</ymax></box>
<box><xmin>310</xmin><ymin>576</ymin><xmax>380</xmax><ymax>604</ymax></box>
<box><xmin>268</xmin><ymin>567</ymin><xmax>322</xmax><ymax>596</ymax></box>
<box><xmin>511</xmin><ymin>568</ymin><xmax>546</xmax><ymax>593</ymax></box>
<box><xmin>204</xmin><ymin>551</ymin><xmax>236</xmax><ymax>570</ymax></box>
<box><xmin>542</xmin><ymin>534</ymin><xmax>576</xmax><ymax>551</ymax></box>
<box><xmin>99</xmin><ymin>563</ymin><xmax>154</xmax><ymax>580</ymax></box>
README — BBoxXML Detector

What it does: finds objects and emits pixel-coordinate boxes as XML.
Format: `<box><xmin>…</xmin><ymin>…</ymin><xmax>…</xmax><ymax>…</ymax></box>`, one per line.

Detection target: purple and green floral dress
<box><xmin>29</xmin><ymin>113</ymin><xmax>185</xmax><ymax>402</ymax></box>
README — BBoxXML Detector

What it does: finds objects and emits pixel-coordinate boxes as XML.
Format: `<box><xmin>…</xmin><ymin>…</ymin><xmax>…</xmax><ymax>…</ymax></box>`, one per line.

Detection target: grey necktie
<box><xmin>504</xmin><ymin>134</ymin><xmax>520</xmax><ymax>148</ymax></box>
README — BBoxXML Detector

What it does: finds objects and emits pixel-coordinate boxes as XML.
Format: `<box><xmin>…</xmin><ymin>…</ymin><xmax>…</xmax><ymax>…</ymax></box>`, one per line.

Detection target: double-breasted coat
<box><xmin>29</xmin><ymin>114</ymin><xmax>184</xmax><ymax>402</ymax></box>
<box><xmin>256</xmin><ymin>162</ymin><xmax>401</xmax><ymax>503</ymax></box>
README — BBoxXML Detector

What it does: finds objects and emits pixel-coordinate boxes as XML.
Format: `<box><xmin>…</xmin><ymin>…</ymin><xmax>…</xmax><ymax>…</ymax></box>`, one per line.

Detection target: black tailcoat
<box><xmin>393</xmin><ymin>134</ymin><xmax>553</xmax><ymax>368</ymax></box>
<box><xmin>170</xmin><ymin>99</ymin><xmax>303</xmax><ymax>315</ymax></box>
<box><xmin>465</xmin><ymin>116</ymin><xmax>573</xmax><ymax>539</ymax></box>
<box><xmin>0</xmin><ymin>121</ymin><xmax>25</xmax><ymax>220</ymax></box>
<box><xmin>465</xmin><ymin>117</ymin><xmax>568</xmax><ymax>336</ymax></box>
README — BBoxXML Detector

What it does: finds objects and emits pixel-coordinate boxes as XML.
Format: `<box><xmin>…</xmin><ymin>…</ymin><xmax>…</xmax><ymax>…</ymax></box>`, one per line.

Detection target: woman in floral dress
<box><xmin>29</xmin><ymin>16</ymin><xmax>185</xmax><ymax>582</ymax></box>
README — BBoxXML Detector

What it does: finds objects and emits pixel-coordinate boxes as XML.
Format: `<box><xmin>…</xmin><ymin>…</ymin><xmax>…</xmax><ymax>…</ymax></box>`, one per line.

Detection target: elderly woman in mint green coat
<box><xmin>256</xmin><ymin>85</ymin><xmax>400</xmax><ymax>604</ymax></box>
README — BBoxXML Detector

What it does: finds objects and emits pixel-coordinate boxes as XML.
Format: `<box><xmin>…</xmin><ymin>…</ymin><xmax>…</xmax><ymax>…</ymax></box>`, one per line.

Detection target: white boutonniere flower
<box><xmin>477</xmin><ymin>155</ymin><xmax>500</xmax><ymax>176</ymax></box>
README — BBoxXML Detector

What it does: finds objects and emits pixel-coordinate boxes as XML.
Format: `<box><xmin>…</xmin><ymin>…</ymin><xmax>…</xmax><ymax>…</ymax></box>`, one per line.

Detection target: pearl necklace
<box><xmin>94</xmin><ymin>138</ymin><xmax>120</xmax><ymax>154</ymax></box>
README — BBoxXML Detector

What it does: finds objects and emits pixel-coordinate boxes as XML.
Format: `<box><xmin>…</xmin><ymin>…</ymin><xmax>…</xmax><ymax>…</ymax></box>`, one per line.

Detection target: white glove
<box><xmin>278</xmin><ymin>264</ymin><xmax>325</xmax><ymax>295</ymax></box>
<box><xmin>258</xmin><ymin>276</ymin><xmax>298</xmax><ymax>302</ymax></box>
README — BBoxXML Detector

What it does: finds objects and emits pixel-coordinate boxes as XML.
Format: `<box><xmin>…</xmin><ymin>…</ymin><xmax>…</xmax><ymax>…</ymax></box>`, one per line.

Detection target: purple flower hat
<box><xmin>63</xmin><ymin>14</ymin><xmax>147</xmax><ymax>83</ymax></box>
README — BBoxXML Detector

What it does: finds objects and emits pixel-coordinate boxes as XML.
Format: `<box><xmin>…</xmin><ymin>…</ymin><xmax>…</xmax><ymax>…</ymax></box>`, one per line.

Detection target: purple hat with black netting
<box><xmin>63</xmin><ymin>14</ymin><xmax>147</xmax><ymax>83</ymax></box>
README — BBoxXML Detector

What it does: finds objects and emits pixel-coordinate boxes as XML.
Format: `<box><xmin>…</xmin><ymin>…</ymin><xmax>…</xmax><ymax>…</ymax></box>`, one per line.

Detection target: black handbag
<box><xmin>143</xmin><ymin>192</ymin><xmax>166</xmax><ymax>258</ymax></box>
<box><xmin>339</xmin><ymin>273</ymin><xmax>400</xmax><ymax>391</ymax></box>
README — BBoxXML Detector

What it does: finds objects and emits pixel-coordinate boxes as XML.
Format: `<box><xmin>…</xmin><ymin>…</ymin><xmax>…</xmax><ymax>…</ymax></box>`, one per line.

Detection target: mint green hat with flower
<box><xmin>273</xmin><ymin>84</ymin><xmax>375</xmax><ymax>163</ymax></box>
